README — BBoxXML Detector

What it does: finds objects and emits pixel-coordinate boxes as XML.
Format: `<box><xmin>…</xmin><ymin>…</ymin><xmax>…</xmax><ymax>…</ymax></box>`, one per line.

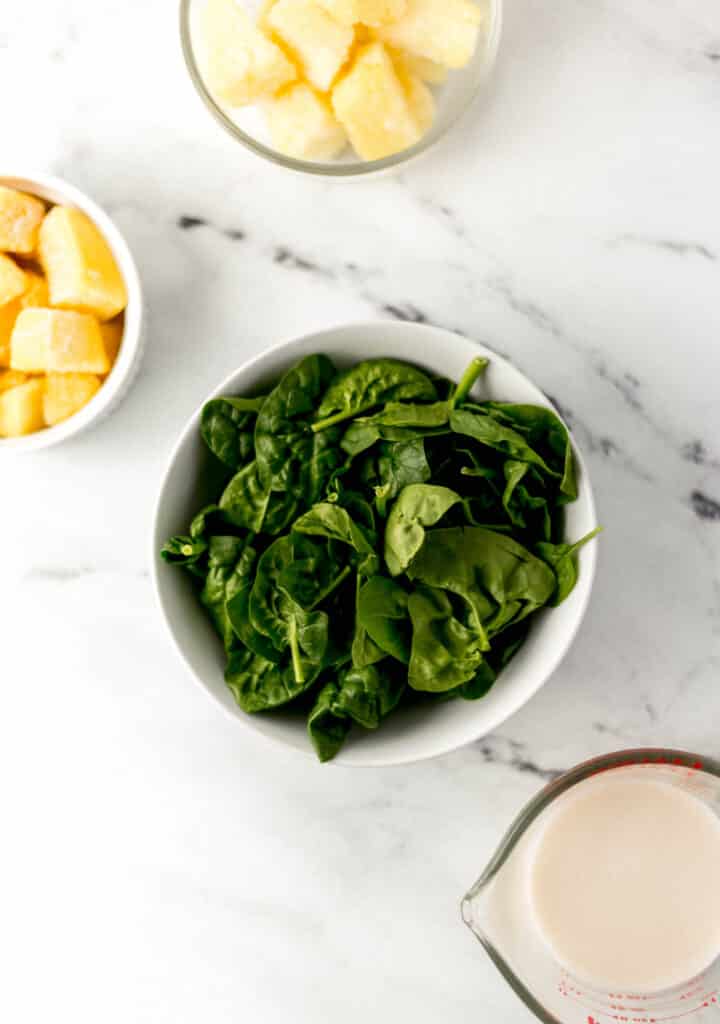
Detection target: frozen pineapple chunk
<box><xmin>43</xmin><ymin>373</ymin><xmax>102</xmax><ymax>426</ymax></box>
<box><xmin>266</xmin><ymin>83</ymin><xmax>347</xmax><ymax>159</ymax></box>
<box><xmin>0</xmin><ymin>186</ymin><xmax>45</xmax><ymax>254</ymax></box>
<box><xmin>332</xmin><ymin>42</ymin><xmax>422</xmax><ymax>160</ymax></box>
<box><xmin>38</xmin><ymin>206</ymin><xmax>127</xmax><ymax>321</ymax></box>
<box><xmin>390</xmin><ymin>46</ymin><xmax>447</xmax><ymax>83</ymax></box>
<box><xmin>10</xmin><ymin>308</ymin><xmax>110</xmax><ymax>375</ymax></box>
<box><xmin>0</xmin><ymin>378</ymin><xmax>45</xmax><ymax>437</ymax></box>
<box><xmin>377</xmin><ymin>0</ymin><xmax>483</xmax><ymax>68</ymax></box>
<box><xmin>200</xmin><ymin>0</ymin><xmax>296</xmax><ymax>105</ymax></box>
<box><xmin>0</xmin><ymin>370</ymin><xmax>27</xmax><ymax>394</ymax></box>
<box><xmin>393</xmin><ymin>60</ymin><xmax>435</xmax><ymax>131</ymax></box>
<box><xmin>0</xmin><ymin>253</ymin><xmax>27</xmax><ymax>307</ymax></box>
<box><xmin>316</xmin><ymin>0</ymin><xmax>405</xmax><ymax>27</ymax></box>
<box><xmin>100</xmin><ymin>317</ymin><xmax>124</xmax><ymax>366</ymax></box>
<box><xmin>267</xmin><ymin>0</ymin><xmax>354</xmax><ymax>91</ymax></box>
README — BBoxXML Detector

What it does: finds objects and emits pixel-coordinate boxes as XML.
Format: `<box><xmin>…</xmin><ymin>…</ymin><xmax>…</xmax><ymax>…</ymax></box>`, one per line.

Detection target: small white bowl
<box><xmin>0</xmin><ymin>172</ymin><xmax>144</xmax><ymax>452</ymax></box>
<box><xmin>152</xmin><ymin>322</ymin><xmax>598</xmax><ymax>766</ymax></box>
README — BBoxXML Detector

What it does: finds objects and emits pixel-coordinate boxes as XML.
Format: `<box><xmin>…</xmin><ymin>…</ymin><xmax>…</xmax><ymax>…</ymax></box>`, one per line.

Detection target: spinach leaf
<box><xmin>248</xmin><ymin>536</ymin><xmax>330</xmax><ymax>684</ymax></box>
<box><xmin>160</xmin><ymin>534</ymin><xmax>208</xmax><ymax>570</ymax></box>
<box><xmin>201</xmin><ymin>396</ymin><xmax>265</xmax><ymax>469</ymax></box>
<box><xmin>406</xmin><ymin>526</ymin><xmax>556</xmax><ymax>636</ymax></box>
<box><xmin>536</xmin><ymin>527</ymin><xmax>601</xmax><ymax>604</ymax></box>
<box><xmin>219</xmin><ymin>460</ymin><xmax>270</xmax><ymax>531</ymax></box>
<box><xmin>351</xmin><ymin>575</ymin><xmax>385</xmax><ymax>669</ymax></box>
<box><xmin>483</xmin><ymin>402</ymin><xmax>577</xmax><ymax>500</ymax></box>
<box><xmin>255</xmin><ymin>354</ymin><xmax>341</xmax><ymax>501</ymax></box>
<box><xmin>450</xmin><ymin>407</ymin><xmax>557</xmax><ymax>478</ymax></box>
<box><xmin>307</xmin><ymin>663</ymin><xmax>405</xmax><ymax>761</ymax></box>
<box><xmin>313</xmin><ymin>358</ymin><xmax>437</xmax><ymax>432</ymax></box>
<box><xmin>407</xmin><ymin>585</ymin><xmax>488</xmax><ymax>692</ymax></box>
<box><xmin>225</xmin><ymin>647</ymin><xmax>320</xmax><ymax>713</ymax></box>
<box><xmin>200</xmin><ymin>535</ymin><xmax>248</xmax><ymax>651</ymax></box>
<box><xmin>360</xmin><ymin>400</ymin><xmax>450</xmax><ymax>430</ymax></box>
<box><xmin>292</xmin><ymin>502</ymin><xmax>379</xmax><ymax>575</ymax></box>
<box><xmin>384</xmin><ymin>484</ymin><xmax>462</xmax><ymax>577</ymax></box>
<box><xmin>356</xmin><ymin>575</ymin><xmax>411</xmax><ymax>664</ymax></box>
<box><xmin>373</xmin><ymin>438</ymin><xmax>431</xmax><ymax>517</ymax></box>
<box><xmin>225</xmin><ymin>544</ymin><xmax>279</xmax><ymax>662</ymax></box>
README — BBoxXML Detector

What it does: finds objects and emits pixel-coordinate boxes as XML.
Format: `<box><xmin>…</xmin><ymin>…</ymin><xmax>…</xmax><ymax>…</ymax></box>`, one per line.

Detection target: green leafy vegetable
<box><xmin>384</xmin><ymin>484</ymin><xmax>461</xmax><ymax>576</ymax></box>
<box><xmin>161</xmin><ymin>353</ymin><xmax>599</xmax><ymax>760</ymax></box>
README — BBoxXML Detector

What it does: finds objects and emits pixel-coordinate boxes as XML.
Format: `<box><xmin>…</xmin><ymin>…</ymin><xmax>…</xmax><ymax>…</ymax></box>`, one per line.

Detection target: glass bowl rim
<box><xmin>178</xmin><ymin>0</ymin><xmax>504</xmax><ymax>178</ymax></box>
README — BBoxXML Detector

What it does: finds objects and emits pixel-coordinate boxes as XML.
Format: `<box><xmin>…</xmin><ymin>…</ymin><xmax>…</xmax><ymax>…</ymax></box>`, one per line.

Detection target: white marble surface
<box><xmin>2</xmin><ymin>1</ymin><xmax>720</xmax><ymax>1021</ymax></box>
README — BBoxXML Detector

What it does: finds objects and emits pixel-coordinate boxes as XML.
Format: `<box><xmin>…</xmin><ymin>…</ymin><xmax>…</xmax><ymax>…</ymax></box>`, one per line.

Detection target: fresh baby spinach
<box><xmin>162</xmin><ymin>353</ymin><xmax>599</xmax><ymax>760</ymax></box>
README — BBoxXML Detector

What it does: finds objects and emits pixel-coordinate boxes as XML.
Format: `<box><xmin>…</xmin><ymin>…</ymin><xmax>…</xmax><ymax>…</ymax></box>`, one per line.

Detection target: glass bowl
<box><xmin>179</xmin><ymin>0</ymin><xmax>503</xmax><ymax>178</ymax></box>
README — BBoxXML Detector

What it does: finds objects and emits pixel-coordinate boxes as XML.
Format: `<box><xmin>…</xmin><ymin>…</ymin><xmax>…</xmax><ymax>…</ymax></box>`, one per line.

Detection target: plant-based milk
<box><xmin>529</xmin><ymin>773</ymin><xmax>720</xmax><ymax>992</ymax></box>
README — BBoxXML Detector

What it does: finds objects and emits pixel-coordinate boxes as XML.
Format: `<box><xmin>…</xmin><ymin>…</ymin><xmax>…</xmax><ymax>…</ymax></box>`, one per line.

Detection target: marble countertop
<box><xmin>2</xmin><ymin>1</ymin><xmax>720</xmax><ymax>1021</ymax></box>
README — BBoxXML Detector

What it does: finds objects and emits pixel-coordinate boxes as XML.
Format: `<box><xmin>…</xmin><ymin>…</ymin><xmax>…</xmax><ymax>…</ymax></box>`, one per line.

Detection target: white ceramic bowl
<box><xmin>0</xmin><ymin>172</ymin><xmax>144</xmax><ymax>452</ymax></box>
<box><xmin>152</xmin><ymin>322</ymin><xmax>598</xmax><ymax>766</ymax></box>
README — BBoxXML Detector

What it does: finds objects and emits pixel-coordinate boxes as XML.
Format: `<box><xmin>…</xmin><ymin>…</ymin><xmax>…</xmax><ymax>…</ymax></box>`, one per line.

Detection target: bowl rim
<box><xmin>0</xmin><ymin>171</ymin><xmax>144</xmax><ymax>453</ymax></box>
<box><xmin>178</xmin><ymin>0</ymin><xmax>504</xmax><ymax>179</ymax></box>
<box><xmin>151</xmin><ymin>321</ymin><xmax>599</xmax><ymax>767</ymax></box>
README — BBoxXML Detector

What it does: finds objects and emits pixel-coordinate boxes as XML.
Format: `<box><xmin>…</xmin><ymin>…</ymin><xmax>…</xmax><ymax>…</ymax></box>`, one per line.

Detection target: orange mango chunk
<box><xmin>0</xmin><ymin>186</ymin><xmax>46</xmax><ymax>254</ymax></box>
<box><xmin>43</xmin><ymin>372</ymin><xmax>102</xmax><ymax>425</ymax></box>
<box><xmin>0</xmin><ymin>378</ymin><xmax>45</xmax><ymax>437</ymax></box>
<box><xmin>0</xmin><ymin>253</ymin><xmax>27</xmax><ymax>307</ymax></box>
<box><xmin>39</xmin><ymin>206</ymin><xmax>127</xmax><ymax>321</ymax></box>
<box><xmin>10</xmin><ymin>308</ymin><xmax>110</xmax><ymax>374</ymax></box>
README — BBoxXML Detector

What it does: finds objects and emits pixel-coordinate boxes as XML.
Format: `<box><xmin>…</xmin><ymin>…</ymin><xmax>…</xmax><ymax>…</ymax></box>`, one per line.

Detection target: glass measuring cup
<box><xmin>462</xmin><ymin>748</ymin><xmax>720</xmax><ymax>1024</ymax></box>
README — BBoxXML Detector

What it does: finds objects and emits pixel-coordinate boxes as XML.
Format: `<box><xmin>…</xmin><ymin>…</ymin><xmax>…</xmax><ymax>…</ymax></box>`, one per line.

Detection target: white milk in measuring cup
<box><xmin>462</xmin><ymin>752</ymin><xmax>720</xmax><ymax>1024</ymax></box>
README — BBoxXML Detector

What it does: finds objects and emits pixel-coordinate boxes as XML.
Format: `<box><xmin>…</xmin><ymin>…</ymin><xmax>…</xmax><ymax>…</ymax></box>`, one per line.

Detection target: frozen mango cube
<box><xmin>0</xmin><ymin>378</ymin><xmax>45</xmax><ymax>437</ymax></box>
<box><xmin>316</xmin><ymin>0</ymin><xmax>405</xmax><ymax>26</ymax></box>
<box><xmin>390</xmin><ymin>46</ymin><xmax>447</xmax><ymax>83</ymax></box>
<box><xmin>332</xmin><ymin>42</ymin><xmax>421</xmax><ymax>160</ymax></box>
<box><xmin>43</xmin><ymin>373</ymin><xmax>102</xmax><ymax>426</ymax></box>
<box><xmin>0</xmin><ymin>253</ymin><xmax>27</xmax><ymax>307</ymax></box>
<box><xmin>0</xmin><ymin>370</ymin><xmax>27</xmax><ymax>394</ymax></box>
<box><xmin>10</xmin><ymin>308</ymin><xmax>110</xmax><ymax>375</ymax></box>
<box><xmin>377</xmin><ymin>0</ymin><xmax>483</xmax><ymax>67</ymax></box>
<box><xmin>100</xmin><ymin>316</ymin><xmax>124</xmax><ymax>366</ymax></box>
<box><xmin>266</xmin><ymin>83</ymin><xmax>347</xmax><ymax>159</ymax></box>
<box><xmin>267</xmin><ymin>0</ymin><xmax>354</xmax><ymax>92</ymax></box>
<box><xmin>200</xmin><ymin>0</ymin><xmax>296</xmax><ymax>105</ymax></box>
<box><xmin>0</xmin><ymin>271</ymin><xmax>49</xmax><ymax>367</ymax></box>
<box><xmin>0</xmin><ymin>299</ymin><xmax>19</xmax><ymax>367</ymax></box>
<box><xmin>0</xmin><ymin>186</ymin><xmax>46</xmax><ymax>255</ymax></box>
<box><xmin>39</xmin><ymin>205</ymin><xmax>127</xmax><ymax>321</ymax></box>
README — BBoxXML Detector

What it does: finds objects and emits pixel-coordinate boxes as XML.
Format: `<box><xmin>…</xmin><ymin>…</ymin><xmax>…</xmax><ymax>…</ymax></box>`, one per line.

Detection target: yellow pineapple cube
<box><xmin>266</xmin><ymin>83</ymin><xmax>347</xmax><ymax>159</ymax></box>
<box><xmin>267</xmin><ymin>0</ymin><xmax>354</xmax><ymax>91</ymax></box>
<box><xmin>377</xmin><ymin>0</ymin><xmax>483</xmax><ymax>67</ymax></box>
<box><xmin>39</xmin><ymin>205</ymin><xmax>127</xmax><ymax>321</ymax></box>
<box><xmin>0</xmin><ymin>370</ymin><xmax>27</xmax><ymax>394</ymax></box>
<box><xmin>100</xmin><ymin>316</ymin><xmax>124</xmax><ymax>366</ymax></box>
<box><xmin>10</xmin><ymin>308</ymin><xmax>110</xmax><ymax>375</ymax></box>
<box><xmin>332</xmin><ymin>41</ymin><xmax>422</xmax><ymax>160</ymax></box>
<box><xmin>0</xmin><ymin>378</ymin><xmax>45</xmax><ymax>437</ymax></box>
<box><xmin>393</xmin><ymin>60</ymin><xmax>435</xmax><ymax>131</ymax></box>
<box><xmin>43</xmin><ymin>373</ymin><xmax>102</xmax><ymax>426</ymax></box>
<box><xmin>315</xmin><ymin>0</ymin><xmax>405</xmax><ymax>27</ymax></box>
<box><xmin>0</xmin><ymin>186</ymin><xmax>46</xmax><ymax>255</ymax></box>
<box><xmin>390</xmin><ymin>46</ymin><xmax>447</xmax><ymax>83</ymax></box>
<box><xmin>199</xmin><ymin>0</ymin><xmax>296</xmax><ymax>106</ymax></box>
<box><xmin>0</xmin><ymin>253</ymin><xmax>27</xmax><ymax>307</ymax></box>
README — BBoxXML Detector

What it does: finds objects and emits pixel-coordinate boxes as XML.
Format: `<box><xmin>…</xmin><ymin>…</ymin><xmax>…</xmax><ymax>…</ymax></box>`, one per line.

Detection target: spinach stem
<box><xmin>309</xmin><ymin>564</ymin><xmax>353</xmax><ymax>609</ymax></box>
<box><xmin>288</xmin><ymin>619</ymin><xmax>305</xmax><ymax>684</ymax></box>
<box><xmin>450</xmin><ymin>357</ymin><xmax>490</xmax><ymax>409</ymax></box>
<box><xmin>311</xmin><ymin>401</ymin><xmax>379</xmax><ymax>433</ymax></box>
